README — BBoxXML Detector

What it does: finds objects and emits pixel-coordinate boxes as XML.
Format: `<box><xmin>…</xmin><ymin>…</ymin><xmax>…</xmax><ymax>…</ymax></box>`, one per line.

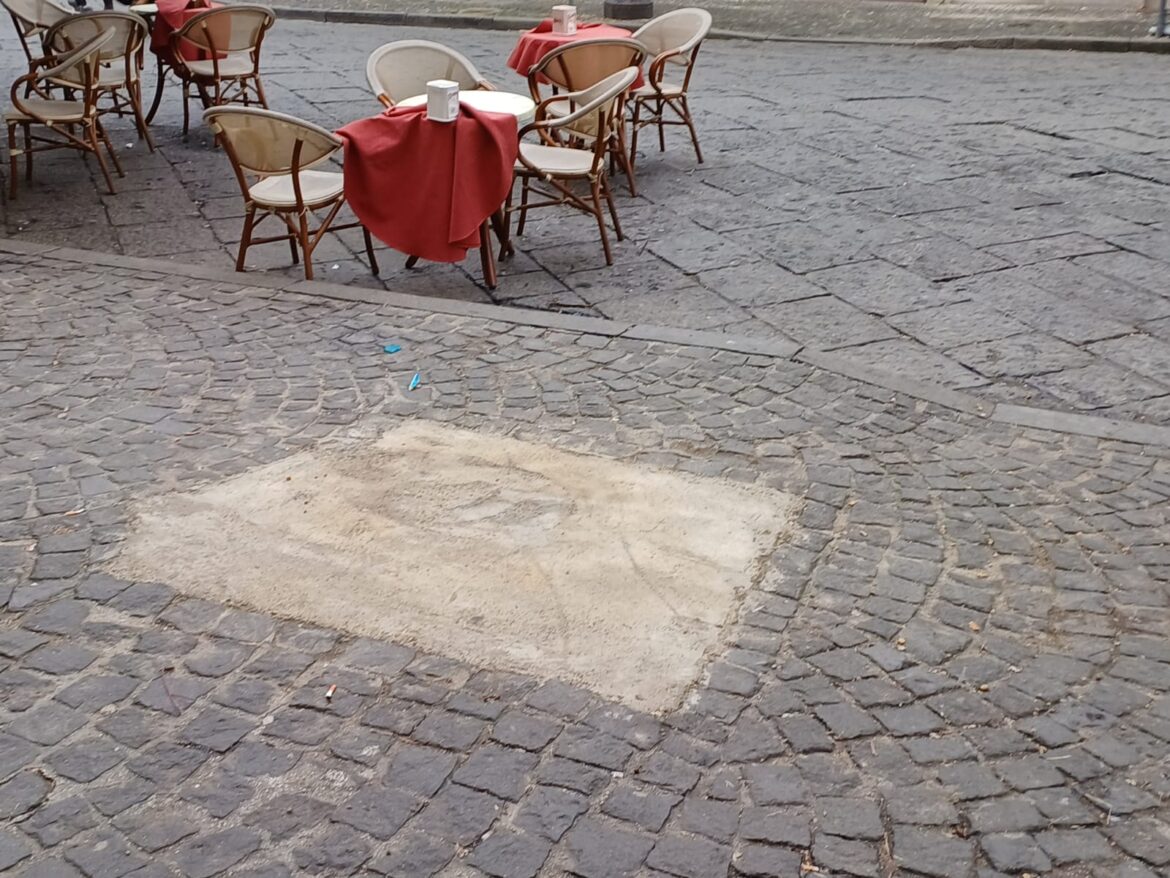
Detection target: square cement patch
<box><xmin>111</xmin><ymin>421</ymin><xmax>795</xmax><ymax>710</ymax></box>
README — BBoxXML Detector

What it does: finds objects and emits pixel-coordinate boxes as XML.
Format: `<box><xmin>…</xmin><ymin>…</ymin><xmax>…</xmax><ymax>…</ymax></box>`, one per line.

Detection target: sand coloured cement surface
<box><xmin>111</xmin><ymin>421</ymin><xmax>795</xmax><ymax>710</ymax></box>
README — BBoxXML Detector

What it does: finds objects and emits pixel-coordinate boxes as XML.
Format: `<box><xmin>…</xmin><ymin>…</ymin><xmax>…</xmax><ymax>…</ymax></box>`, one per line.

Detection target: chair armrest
<box><xmin>530</xmin><ymin>93</ymin><xmax>574</xmax><ymax>146</ymax></box>
<box><xmin>514</xmin><ymin>125</ymin><xmax>552</xmax><ymax>178</ymax></box>
<box><xmin>476</xmin><ymin>78</ymin><xmax>495</xmax><ymax>91</ymax></box>
<box><xmin>532</xmin><ymin>92</ymin><xmax>572</xmax><ymax>122</ymax></box>
<box><xmin>646</xmin><ymin>48</ymin><xmax>684</xmax><ymax>91</ymax></box>
<box><xmin>9</xmin><ymin>71</ymin><xmax>46</xmax><ymax>119</ymax></box>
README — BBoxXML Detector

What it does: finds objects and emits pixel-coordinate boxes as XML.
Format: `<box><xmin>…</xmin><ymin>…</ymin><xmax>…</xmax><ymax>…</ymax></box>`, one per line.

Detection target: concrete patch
<box><xmin>111</xmin><ymin>422</ymin><xmax>795</xmax><ymax>710</ymax></box>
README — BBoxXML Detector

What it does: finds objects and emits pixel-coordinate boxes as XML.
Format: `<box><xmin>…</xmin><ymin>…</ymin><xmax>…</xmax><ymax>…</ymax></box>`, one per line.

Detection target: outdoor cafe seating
<box><xmin>5</xmin><ymin>28</ymin><xmax>122</xmax><ymax>196</ymax></box>
<box><xmin>1</xmin><ymin>0</ymin><xmax>713</xmax><ymax>285</ymax></box>
<box><xmin>43</xmin><ymin>10</ymin><xmax>155</xmax><ymax>150</ymax></box>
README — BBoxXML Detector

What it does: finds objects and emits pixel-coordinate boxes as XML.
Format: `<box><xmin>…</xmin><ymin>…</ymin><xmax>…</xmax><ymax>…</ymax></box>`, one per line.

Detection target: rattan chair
<box><xmin>203</xmin><ymin>105</ymin><xmax>379</xmax><ymax>281</ymax></box>
<box><xmin>172</xmin><ymin>4</ymin><xmax>273</xmax><ymax>135</ymax></box>
<box><xmin>525</xmin><ymin>37</ymin><xmax>644</xmax><ymax>196</ymax></box>
<box><xmin>2</xmin><ymin>0</ymin><xmax>71</xmax><ymax>63</ymax></box>
<box><xmin>44</xmin><ymin>11</ymin><xmax>153</xmax><ymax>150</ymax></box>
<box><xmin>5</xmin><ymin>28</ymin><xmax>122</xmax><ymax>197</ymax></box>
<box><xmin>502</xmin><ymin>67</ymin><xmax>638</xmax><ymax>267</ymax></box>
<box><xmin>365</xmin><ymin>39</ymin><xmax>492</xmax><ymax>108</ymax></box>
<box><xmin>629</xmin><ymin>7</ymin><xmax>711</xmax><ymax>169</ymax></box>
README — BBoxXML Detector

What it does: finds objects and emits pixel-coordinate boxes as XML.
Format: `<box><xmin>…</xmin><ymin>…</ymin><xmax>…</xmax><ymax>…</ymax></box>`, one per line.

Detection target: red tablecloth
<box><xmin>337</xmin><ymin>105</ymin><xmax>519</xmax><ymax>264</ymax></box>
<box><xmin>150</xmin><ymin>0</ymin><xmax>223</xmax><ymax>63</ymax></box>
<box><xmin>506</xmin><ymin>19</ymin><xmax>644</xmax><ymax>88</ymax></box>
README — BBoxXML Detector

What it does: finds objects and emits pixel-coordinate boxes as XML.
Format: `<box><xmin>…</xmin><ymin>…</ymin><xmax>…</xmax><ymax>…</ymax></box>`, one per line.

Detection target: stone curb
<box><xmin>5</xmin><ymin>236</ymin><xmax>1170</xmax><ymax>448</ymax></box>
<box><xmin>268</xmin><ymin>5</ymin><xmax>1166</xmax><ymax>53</ymax></box>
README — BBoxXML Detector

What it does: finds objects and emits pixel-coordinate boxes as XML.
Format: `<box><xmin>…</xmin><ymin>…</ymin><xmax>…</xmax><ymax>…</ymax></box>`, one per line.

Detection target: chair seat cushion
<box><xmin>3</xmin><ymin>98</ymin><xmax>87</xmax><ymax>123</ymax></box>
<box><xmin>249</xmin><ymin>169</ymin><xmax>343</xmax><ymax>207</ymax></box>
<box><xmin>185</xmin><ymin>53</ymin><xmax>255</xmax><ymax>79</ymax></box>
<box><xmin>518</xmin><ymin>142</ymin><xmax>594</xmax><ymax>177</ymax></box>
<box><xmin>632</xmin><ymin>82</ymin><xmax>684</xmax><ymax>98</ymax></box>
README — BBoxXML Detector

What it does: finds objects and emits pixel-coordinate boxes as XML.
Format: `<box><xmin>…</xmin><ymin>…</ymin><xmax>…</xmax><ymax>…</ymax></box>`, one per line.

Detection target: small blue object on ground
<box><xmin>408</xmin><ymin>372</ymin><xmax>421</xmax><ymax>391</ymax></box>
<box><xmin>383</xmin><ymin>344</ymin><xmax>402</xmax><ymax>354</ymax></box>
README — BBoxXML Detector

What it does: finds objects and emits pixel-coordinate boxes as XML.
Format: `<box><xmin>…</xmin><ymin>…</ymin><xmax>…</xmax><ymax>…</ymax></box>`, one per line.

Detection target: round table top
<box><xmin>520</xmin><ymin>23</ymin><xmax>632</xmax><ymax>45</ymax></box>
<box><xmin>506</xmin><ymin>23</ymin><xmax>644</xmax><ymax>88</ymax></box>
<box><xmin>398</xmin><ymin>90</ymin><xmax>536</xmax><ymax>126</ymax></box>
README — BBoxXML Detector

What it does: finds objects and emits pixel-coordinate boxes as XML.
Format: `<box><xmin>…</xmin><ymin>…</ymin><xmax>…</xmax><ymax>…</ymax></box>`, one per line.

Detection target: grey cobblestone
<box><xmin>1</xmin><ymin>250</ymin><xmax>1169</xmax><ymax>877</ymax></box>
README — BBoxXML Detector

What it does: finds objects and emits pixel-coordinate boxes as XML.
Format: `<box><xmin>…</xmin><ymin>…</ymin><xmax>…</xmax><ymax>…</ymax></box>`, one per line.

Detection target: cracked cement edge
<box><xmin>267</xmin><ymin>6</ymin><xmax>1168</xmax><ymax>53</ymax></box>
<box><xmin>6</xmin><ymin>237</ymin><xmax>1170</xmax><ymax>448</ymax></box>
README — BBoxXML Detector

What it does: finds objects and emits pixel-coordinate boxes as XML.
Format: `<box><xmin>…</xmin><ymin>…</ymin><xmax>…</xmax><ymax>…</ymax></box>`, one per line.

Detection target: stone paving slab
<box><xmin>2</xmin><ymin>248</ymin><xmax>1170</xmax><ymax>877</ymax></box>
<box><xmin>4</xmin><ymin>20</ymin><xmax>1170</xmax><ymax>430</ymax></box>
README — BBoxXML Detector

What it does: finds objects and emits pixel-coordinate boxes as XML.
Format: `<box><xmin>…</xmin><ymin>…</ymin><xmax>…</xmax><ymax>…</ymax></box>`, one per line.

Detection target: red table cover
<box><xmin>150</xmin><ymin>0</ymin><xmax>222</xmax><ymax>63</ymax></box>
<box><xmin>337</xmin><ymin>105</ymin><xmax>519</xmax><ymax>264</ymax></box>
<box><xmin>506</xmin><ymin>19</ymin><xmax>644</xmax><ymax>88</ymax></box>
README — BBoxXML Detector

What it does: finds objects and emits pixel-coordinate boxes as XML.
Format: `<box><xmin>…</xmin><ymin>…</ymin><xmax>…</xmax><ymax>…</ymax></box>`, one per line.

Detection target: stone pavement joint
<box><xmin>2</xmin><ymin>247</ymin><xmax>1170</xmax><ymax>877</ymax></box>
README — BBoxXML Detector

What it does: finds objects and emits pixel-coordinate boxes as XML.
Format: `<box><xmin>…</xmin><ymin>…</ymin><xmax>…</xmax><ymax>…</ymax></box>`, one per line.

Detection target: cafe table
<box><xmin>507</xmin><ymin>19</ymin><xmax>644</xmax><ymax>88</ymax></box>
<box><xmin>131</xmin><ymin>0</ymin><xmax>222</xmax><ymax>123</ymax></box>
<box><xmin>337</xmin><ymin>94</ymin><xmax>534</xmax><ymax>289</ymax></box>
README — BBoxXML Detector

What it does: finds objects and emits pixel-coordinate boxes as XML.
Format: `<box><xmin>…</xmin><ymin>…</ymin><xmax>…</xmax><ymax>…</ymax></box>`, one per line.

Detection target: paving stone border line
<box><xmin>11</xmin><ymin>235</ymin><xmax>1170</xmax><ymax>450</ymax></box>
<box><xmin>269</xmin><ymin>6</ymin><xmax>1170</xmax><ymax>53</ymax></box>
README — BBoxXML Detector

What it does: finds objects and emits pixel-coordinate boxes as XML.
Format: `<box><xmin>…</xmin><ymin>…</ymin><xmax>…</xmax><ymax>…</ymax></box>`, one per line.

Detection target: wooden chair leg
<box><xmin>629</xmin><ymin>99</ymin><xmax>642</xmax><ymax>172</ymax></box>
<box><xmin>404</xmin><ymin>255</ymin><xmax>420</xmax><ymax>269</ymax></box>
<box><xmin>236</xmin><ymin>205</ymin><xmax>256</xmax><ymax>271</ymax></box>
<box><xmin>181</xmin><ymin>81</ymin><xmax>190</xmax><ymax>135</ymax></box>
<box><xmin>22</xmin><ymin>122</ymin><xmax>32</xmax><ymax>181</ymax></box>
<box><xmin>478</xmin><ymin>219</ymin><xmax>497</xmax><ymax>290</ymax></box>
<box><xmin>254</xmin><ymin>75</ymin><xmax>268</xmax><ymax>109</ymax></box>
<box><xmin>516</xmin><ymin>176</ymin><xmax>531</xmax><ymax>237</ymax></box>
<box><xmin>678</xmin><ymin>95</ymin><xmax>703</xmax><ymax>164</ymax></box>
<box><xmin>131</xmin><ymin>81</ymin><xmax>155</xmax><ymax>151</ymax></box>
<box><xmin>601</xmin><ymin>172</ymin><xmax>623</xmax><ymax>242</ymax></box>
<box><xmin>590</xmin><ymin>177</ymin><xmax>613</xmax><ymax>266</ymax></box>
<box><xmin>615</xmin><ymin>118</ymin><xmax>636</xmax><ymax>197</ymax></box>
<box><xmin>287</xmin><ymin>222</ymin><xmax>299</xmax><ymax>265</ymax></box>
<box><xmin>96</xmin><ymin>120</ymin><xmax>123</xmax><ymax>177</ymax></box>
<box><xmin>7</xmin><ymin>122</ymin><xmax>18</xmax><ymax>199</ymax></box>
<box><xmin>88</xmin><ymin>122</ymin><xmax>116</xmax><ymax>195</ymax></box>
<box><xmin>498</xmin><ymin>184</ymin><xmax>515</xmax><ymax>261</ymax></box>
<box><xmin>297</xmin><ymin>211</ymin><xmax>313</xmax><ymax>280</ymax></box>
<box><xmin>657</xmin><ymin>98</ymin><xmax>666</xmax><ymax>152</ymax></box>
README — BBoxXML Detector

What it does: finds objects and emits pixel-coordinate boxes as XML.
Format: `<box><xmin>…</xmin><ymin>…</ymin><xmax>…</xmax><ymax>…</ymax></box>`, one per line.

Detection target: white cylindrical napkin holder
<box><xmin>426</xmin><ymin>79</ymin><xmax>460</xmax><ymax>123</ymax></box>
<box><xmin>552</xmin><ymin>4</ymin><xmax>577</xmax><ymax>33</ymax></box>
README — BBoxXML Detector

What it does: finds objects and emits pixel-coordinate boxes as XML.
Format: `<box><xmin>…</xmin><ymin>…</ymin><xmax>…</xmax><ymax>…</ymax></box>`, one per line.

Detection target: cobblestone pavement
<box><xmin>2</xmin><ymin>245</ymin><xmax>1170</xmax><ymax>877</ymax></box>
<box><xmin>4</xmin><ymin>21</ymin><xmax>1170</xmax><ymax>425</ymax></box>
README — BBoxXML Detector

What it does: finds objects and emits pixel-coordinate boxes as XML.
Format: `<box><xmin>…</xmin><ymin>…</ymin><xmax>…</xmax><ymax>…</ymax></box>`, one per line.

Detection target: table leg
<box><xmin>145</xmin><ymin>54</ymin><xmax>166</xmax><ymax>124</ymax></box>
<box><xmin>479</xmin><ymin>220</ymin><xmax>497</xmax><ymax>290</ymax></box>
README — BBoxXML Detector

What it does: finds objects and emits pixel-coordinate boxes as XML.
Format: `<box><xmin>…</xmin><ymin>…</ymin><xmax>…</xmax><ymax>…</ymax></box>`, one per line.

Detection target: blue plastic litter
<box><xmin>383</xmin><ymin>344</ymin><xmax>401</xmax><ymax>354</ymax></box>
<box><xmin>408</xmin><ymin>372</ymin><xmax>421</xmax><ymax>391</ymax></box>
